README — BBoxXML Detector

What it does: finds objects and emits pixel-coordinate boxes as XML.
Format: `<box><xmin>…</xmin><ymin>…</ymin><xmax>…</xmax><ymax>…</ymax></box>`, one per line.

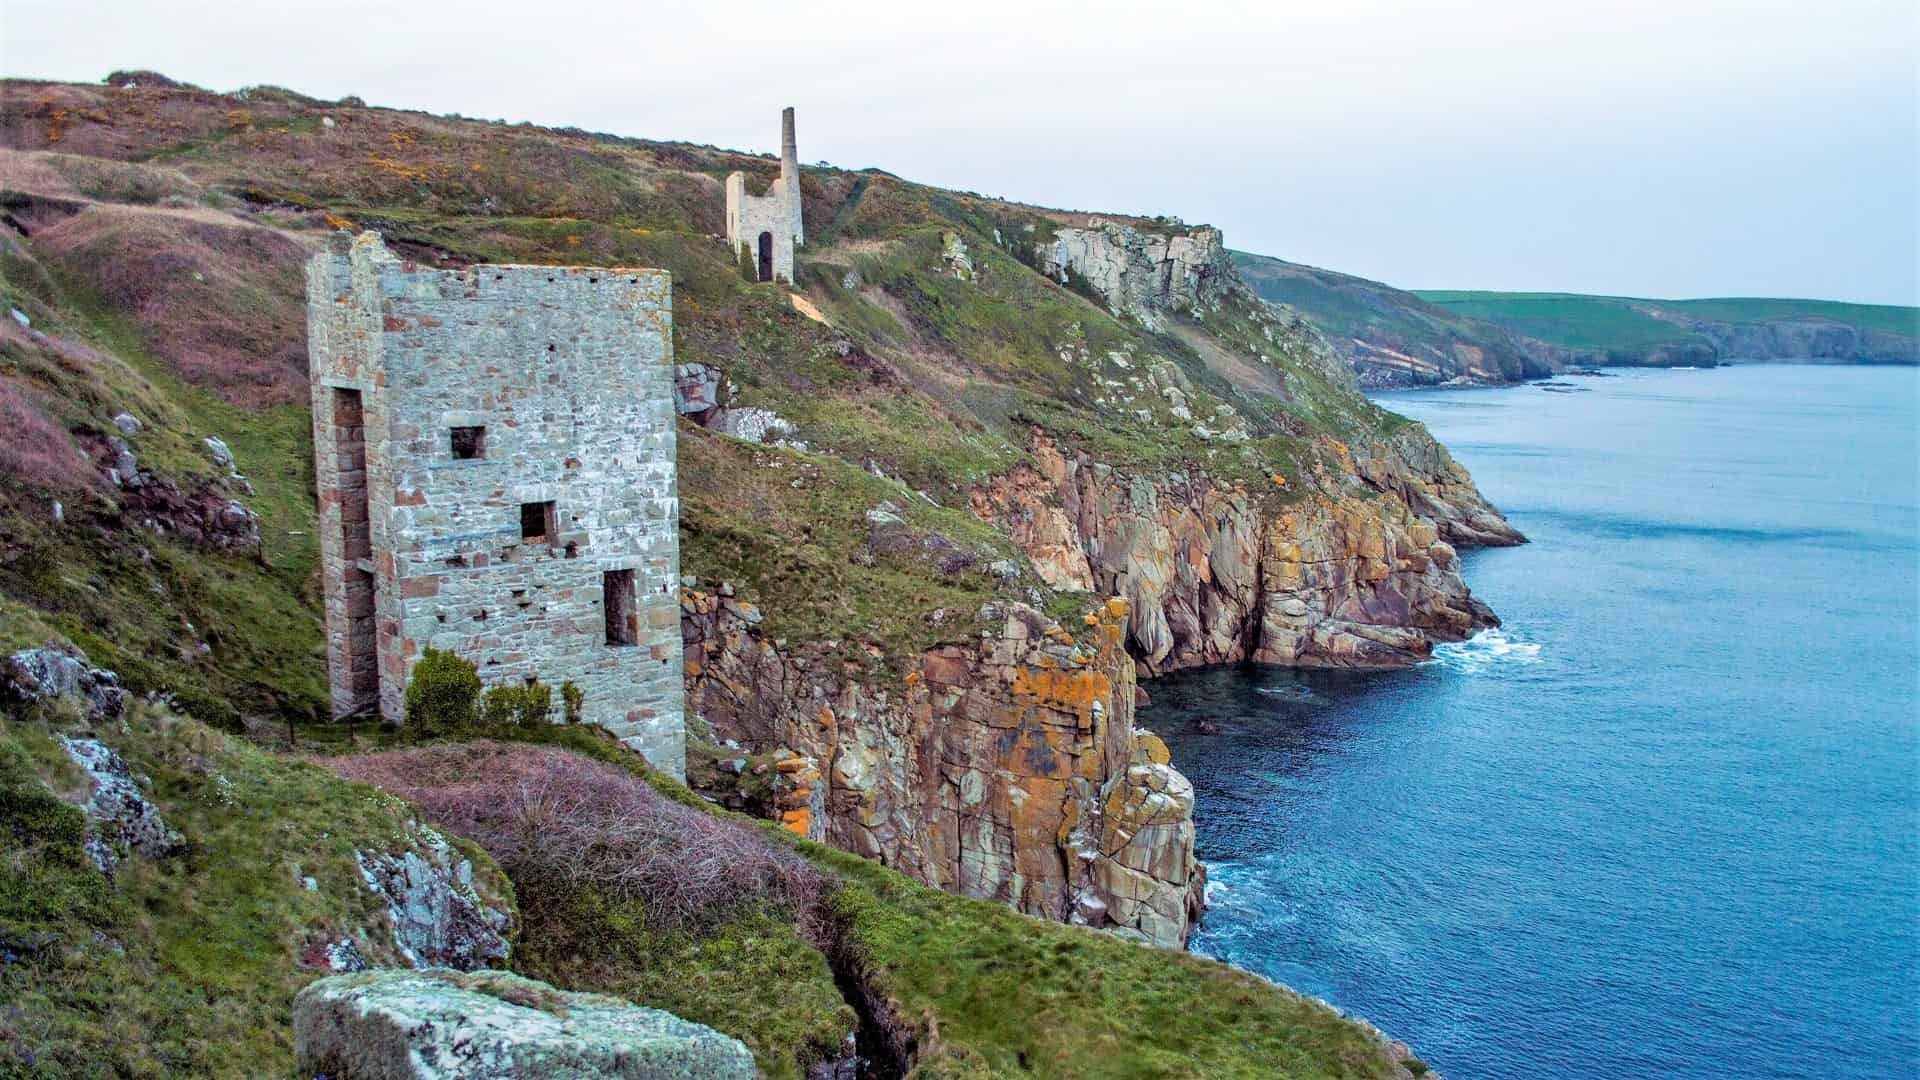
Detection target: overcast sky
<box><xmin>6</xmin><ymin>1</ymin><xmax>1916</xmax><ymax>304</ymax></box>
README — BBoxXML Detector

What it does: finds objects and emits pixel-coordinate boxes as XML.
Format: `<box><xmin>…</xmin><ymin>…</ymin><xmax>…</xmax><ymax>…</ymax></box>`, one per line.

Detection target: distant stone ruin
<box><xmin>725</xmin><ymin>107</ymin><xmax>804</xmax><ymax>284</ymax></box>
<box><xmin>306</xmin><ymin>233</ymin><xmax>685</xmax><ymax>777</ymax></box>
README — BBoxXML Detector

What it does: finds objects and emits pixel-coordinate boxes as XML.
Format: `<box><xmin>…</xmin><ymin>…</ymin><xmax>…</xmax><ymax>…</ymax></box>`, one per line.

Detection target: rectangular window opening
<box><xmin>603</xmin><ymin>569</ymin><xmax>637</xmax><ymax>647</ymax></box>
<box><xmin>520</xmin><ymin>500</ymin><xmax>556</xmax><ymax>542</ymax></box>
<box><xmin>450</xmin><ymin>425</ymin><xmax>486</xmax><ymax>460</ymax></box>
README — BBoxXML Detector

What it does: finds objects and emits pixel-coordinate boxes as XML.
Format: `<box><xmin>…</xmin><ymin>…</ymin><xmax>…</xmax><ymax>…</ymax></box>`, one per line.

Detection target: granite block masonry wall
<box><xmin>308</xmin><ymin>232</ymin><xmax>685</xmax><ymax>777</ymax></box>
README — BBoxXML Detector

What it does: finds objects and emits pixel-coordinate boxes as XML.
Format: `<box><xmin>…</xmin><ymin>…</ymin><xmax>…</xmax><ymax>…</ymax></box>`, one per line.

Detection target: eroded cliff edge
<box><xmin>0</xmin><ymin>87</ymin><xmax>1516</xmax><ymax>957</ymax></box>
<box><xmin>683</xmin><ymin>219</ymin><xmax>1519</xmax><ymax>948</ymax></box>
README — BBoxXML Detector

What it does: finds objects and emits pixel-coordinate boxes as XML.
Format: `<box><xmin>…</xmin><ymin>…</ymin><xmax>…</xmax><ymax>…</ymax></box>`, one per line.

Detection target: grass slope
<box><xmin>307</xmin><ymin>721</ymin><xmax>1415</xmax><ymax>1080</ymax></box>
<box><xmin>0</xmin><ymin>75</ymin><xmax>1444</xmax><ymax>1077</ymax></box>
<box><xmin>0</xmin><ymin>700</ymin><xmax>512</xmax><ymax>1076</ymax></box>
<box><xmin>1417</xmin><ymin>289</ymin><xmax>1919</xmax><ymax>356</ymax></box>
<box><xmin>1232</xmin><ymin>250</ymin><xmax>1545</xmax><ymax>384</ymax></box>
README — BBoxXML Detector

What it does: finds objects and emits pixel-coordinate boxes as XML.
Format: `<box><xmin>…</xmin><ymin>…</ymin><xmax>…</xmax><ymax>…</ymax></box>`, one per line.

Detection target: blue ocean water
<box><xmin>1145</xmin><ymin>366</ymin><xmax>1919</xmax><ymax>1078</ymax></box>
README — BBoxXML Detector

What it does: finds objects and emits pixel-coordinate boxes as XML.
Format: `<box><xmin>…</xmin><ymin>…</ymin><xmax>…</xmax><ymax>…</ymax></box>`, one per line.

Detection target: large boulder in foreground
<box><xmin>293</xmin><ymin>969</ymin><xmax>754</xmax><ymax>1079</ymax></box>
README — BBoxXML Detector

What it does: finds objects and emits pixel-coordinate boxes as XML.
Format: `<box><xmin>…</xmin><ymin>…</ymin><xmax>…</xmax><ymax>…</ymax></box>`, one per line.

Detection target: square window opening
<box><xmin>520</xmin><ymin>500</ymin><xmax>556</xmax><ymax>542</ymax></box>
<box><xmin>450</xmin><ymin>426</ymin><xmax>486</xmax><ymax>460</ymax></box>
<box><xmin>603</xmin><ymin>569</ymin><xmax>637</xmax><ymax>647</ymax></box>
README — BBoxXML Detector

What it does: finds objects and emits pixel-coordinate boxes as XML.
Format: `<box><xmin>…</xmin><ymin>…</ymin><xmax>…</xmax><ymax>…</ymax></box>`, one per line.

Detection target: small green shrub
<box><xmin>1406</xmin><ymin>1056</ymin><xmax>1430</xmax><ymax>1076</ymax></box>
<box><xmin>479</xmin><ymin>681</ymin><xmax>552</xmax><ymax>728</ymax></box>
<box><xmin>403</xmin><ymin>648</ymin><xmax>480</xmax><ymax>736</ymax></box>
<box><xmin>737</xmin><ymin>242</ymin><xmax>757</xmax><ymax>283</ymax></box>
<box><xmin>561</xmin><ymin>681</ymin><xmax>584</xmax><ymax>724</ymax></box>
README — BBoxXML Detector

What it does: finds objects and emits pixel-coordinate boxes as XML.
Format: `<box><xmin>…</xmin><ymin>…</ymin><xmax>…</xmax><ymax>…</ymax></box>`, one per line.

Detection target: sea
<box><xmin>1143</xmin><ymin>365</ymin><xmax>1919</xmax><ymax>1078</ymax></box>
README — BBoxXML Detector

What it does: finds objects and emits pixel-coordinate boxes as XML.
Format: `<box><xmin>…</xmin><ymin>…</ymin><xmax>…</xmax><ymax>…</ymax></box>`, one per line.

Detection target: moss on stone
<box><xmin>0</xmin><ymin>701</ymin><xmax>511</xmax><ymax>1076</ymax></box>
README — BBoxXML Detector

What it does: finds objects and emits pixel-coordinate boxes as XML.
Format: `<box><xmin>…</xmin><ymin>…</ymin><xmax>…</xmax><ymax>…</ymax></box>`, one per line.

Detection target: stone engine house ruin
<box><xmin>725</xmin><ymin>107</ymin><xmax>804</xmax><ymax>284</ymax></box>
<box><xmin>307</xmin><ymin>232</ymin><xmax>685</xmax><ymax>776</ymax></box>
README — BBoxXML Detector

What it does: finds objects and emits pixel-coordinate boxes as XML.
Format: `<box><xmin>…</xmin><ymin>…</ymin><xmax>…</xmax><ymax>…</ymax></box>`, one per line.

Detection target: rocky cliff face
<box><xmin>1642</xmin><ymin>310</ymin><xmax>1919</xmax><ymax>366</ymax></box>
<box><xmin>682</xmin><ymin>420</ymin><xmax>1516</xmax><ymax>946</ymax></box>
<box><xmin>1039</xmin><ymin>221</ymin><xmax>1232</xmax><ymax>331</ymax></box>
<box><xmin>683</xmin><ymin>588</ymin><xmax>1204</xmax><ymax>948</ymax></box>
<box><xmin>972</xmin><ymin>431</ymin><xmax>1517</xmax><ymax>674</ymax></box>
<box><xmin>681</xmin><ymin>219</ymin><xmax>1520</xmax><ymax>942</ymax></box>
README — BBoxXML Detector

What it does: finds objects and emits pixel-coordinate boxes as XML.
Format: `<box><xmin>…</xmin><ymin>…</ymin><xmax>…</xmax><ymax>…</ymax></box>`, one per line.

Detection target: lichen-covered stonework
<box><xmin>307</xmin><ymin>232</ymin><xmax>684</xmax><ymax>776</ymax></box>
<box><xmin>683</xmin><ymin>589</ymin><xmax>1204</xmax><ymax>947</ymax></box>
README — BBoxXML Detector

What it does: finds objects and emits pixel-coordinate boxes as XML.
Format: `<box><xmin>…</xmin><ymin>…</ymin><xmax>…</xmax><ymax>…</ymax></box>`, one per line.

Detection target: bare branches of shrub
<box><xmin>332</xmin><ymin>741</ymin><xmax>824</xmax><ymax>932</ymax></box>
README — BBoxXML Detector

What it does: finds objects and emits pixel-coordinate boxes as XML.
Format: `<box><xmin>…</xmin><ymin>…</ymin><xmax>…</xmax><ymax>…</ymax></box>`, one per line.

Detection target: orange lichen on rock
<box><xmin>1010</xmin><ymin>666</ymin><xmax>1113</xmax><ymax>726</ymax></box>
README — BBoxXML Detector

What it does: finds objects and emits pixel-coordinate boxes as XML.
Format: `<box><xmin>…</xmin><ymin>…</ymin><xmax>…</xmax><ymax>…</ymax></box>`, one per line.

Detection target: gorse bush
<box><xmin>332</xmin><ymin>741</ymin><xmax>824</xmax><ymax>931</ymax></box>
<box><xmin>403</xmin><ymin>648</ymin><xmax>480</xmax><ymax>735</ymax></box>
<box><xmin>479</xmin><ymin>681</ymin><xmax>551</xmax><ymax>727</ymax></box>
<box><xmin>407</xmin><ymin>654</ymin><xmax>561</xmax><ymax>734</ymax></box>
<box><xmin>560</xmin><ymin>680</ymin><xmax>584</xmax><ymax>724</ymax></box>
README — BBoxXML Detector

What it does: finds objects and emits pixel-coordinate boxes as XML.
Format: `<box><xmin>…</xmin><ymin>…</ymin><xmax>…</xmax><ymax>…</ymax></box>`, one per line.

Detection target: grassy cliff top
<box><xmin>1415</xmin><ymin>289</ymin><xmax>1920</xmax><ymax>349</ymax></box>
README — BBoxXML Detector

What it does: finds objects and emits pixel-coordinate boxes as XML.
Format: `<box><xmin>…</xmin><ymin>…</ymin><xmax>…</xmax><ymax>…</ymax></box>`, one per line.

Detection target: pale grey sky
<box><xmin>5</xmin><ymin>0</ymin><xmax>1916</xmax><ymax>304</ymax></box>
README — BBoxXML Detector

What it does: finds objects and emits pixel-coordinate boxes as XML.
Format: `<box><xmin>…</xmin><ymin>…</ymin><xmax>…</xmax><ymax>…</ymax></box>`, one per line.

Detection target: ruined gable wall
<box><xmin>725</xmin><ymin>173</ymin><xmax>795</xmax><ymax>284</ymax></box>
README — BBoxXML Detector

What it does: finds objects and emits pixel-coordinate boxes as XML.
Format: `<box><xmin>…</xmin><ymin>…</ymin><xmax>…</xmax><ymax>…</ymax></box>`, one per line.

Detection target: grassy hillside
<box><xmin>1234</xmin><ymin>249</ymin><xmax>1919</xmax><ymax>384</ymax></box>
<box><xmin>1417</xmin><ymin>290</ymin><xmax>1919</xmax><ymax>364</ymax></box>
<box><xmin>1232</xmin><ymin>250</ymin><xmax>1547</xmax><ymax>387</ymax></box>
<box><xmin>0</xmin><ymin>74</ymin><xmax>1445</xmax><ymax>1076</ymax></box>
<box><xmin>4</xmin><ymin>689</ymin><xmax>1421</xmax><ymax>1078</ymax></box>
<box><xmin>0</xmin><ymin>76</ymin><xmax>1409</xmax><ymax>721</ymax></box>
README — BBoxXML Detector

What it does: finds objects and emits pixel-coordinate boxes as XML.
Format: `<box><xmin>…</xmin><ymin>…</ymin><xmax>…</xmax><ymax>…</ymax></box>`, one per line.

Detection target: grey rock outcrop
<box><xmin>203</xmin><ymin>435</ymin><xmax>233</xmax><ymax>469</ymax></box>
<box><xmin>1039</xmin><ymin>221</ymin><xmax>1230</xmax><ymax>331</ymax></box>
<box><xmin>293</xmin><ymin>968</ymin><xmax>755</xmax><ymax>1079</ymax></box>
<box><xmin>712</xmin><ymin>405</ymin><xmax>796</xmax><ymax>446</ymax></box>
<box><xmin>356</xmin><ymin>826</ymin><xmax>513</xmax><ymax>971</ymax></box>
<box><xmin>3</xmin><ymin>644</ymin><xmax>127</xmax><ymax>721</ymax></box>
<box><xmin>673</xmin><ymin>362</ymin><xmax>722</xmax><ymax>419</ymax></box>
<box><xmin>58</xmin><ymin>735</ymin><xmax>185</xmax><ymax>874</ymax></box>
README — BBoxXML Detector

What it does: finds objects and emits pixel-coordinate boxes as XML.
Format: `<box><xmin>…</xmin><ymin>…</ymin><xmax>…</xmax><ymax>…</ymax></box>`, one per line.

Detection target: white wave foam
<box><xmin>1428</xmin><ymin>627</ymin><xmax>1542</xmax><ymax>673</ymax></box>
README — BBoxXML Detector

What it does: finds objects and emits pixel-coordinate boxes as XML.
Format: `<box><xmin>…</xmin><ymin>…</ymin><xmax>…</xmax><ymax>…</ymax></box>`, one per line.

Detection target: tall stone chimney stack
<box><xmin>723</xmin><ymin>109</ymin><xmax>804</xmax><ymax>284</ymax></box>
<box><xmin>780</xmin><ymin>106</ymin><xmax>803</xmax><ymax>246</ymax></box>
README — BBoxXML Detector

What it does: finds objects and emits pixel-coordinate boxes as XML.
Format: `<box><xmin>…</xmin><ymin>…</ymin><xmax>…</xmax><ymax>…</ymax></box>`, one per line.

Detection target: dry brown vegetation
<box><xmin>330</xmin><ymin>740</ymin><xmax>825</xmax><ymax>931</ymax></box>
<box><xmin>0</xmin><ymin>371</ymin><xmax>91</xmax><ymax>493</ymax></box>
<box><xmin>30</xmin><ymin>204</ymin><xmax>312</xmax><ymax>406</ymax></box>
